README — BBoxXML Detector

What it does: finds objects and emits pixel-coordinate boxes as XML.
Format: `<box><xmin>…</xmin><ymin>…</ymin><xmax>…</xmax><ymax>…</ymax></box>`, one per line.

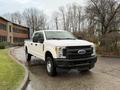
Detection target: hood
<box><xmin>45</xmin><ymin>39</ymin><xmax>94</xmax><ymax>47</ymax></box>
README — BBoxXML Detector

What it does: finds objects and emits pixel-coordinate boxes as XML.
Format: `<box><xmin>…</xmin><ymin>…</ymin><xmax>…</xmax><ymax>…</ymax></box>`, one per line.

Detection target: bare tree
<box><xmin>11</xmin><ymin>12</ymin><xmax>22</xmax><ymax>24</ymax></box>
<box><xmin>86</xmin><ymin>0</ymin><xmax>120</xmax><ymax>36</ymax></box>
<box><xmin>3</xmin><ymin>13</ymin><xmax>12</xmax><ymax>21</ymax></box>
<box><xmin>3</xmin><ymin>12</ymin><xmax>22</xmax><ymax>24</ymax></box>
<box><xmin>78</xmin><ymin>6</ymin><xmax>82</xmax><ymax>31</ymax></box>
<box><xmin>23</xmin><ymin>8</ymin><xmax>47</xmax><ymax>33</ymax></box>
<box><xmin>53</xmin><ymin>12</ymin><xmax>59</xmax><ymax>30</ymax></box>
<box><xmin>59</xmin><ymin>7</ymin><xmax>66</xmax><ymax>30</ymax></box>
<box><xmin>56</xmin><ymin>4</ymin><xmax>82</xmax><ymax>32</ymax></box>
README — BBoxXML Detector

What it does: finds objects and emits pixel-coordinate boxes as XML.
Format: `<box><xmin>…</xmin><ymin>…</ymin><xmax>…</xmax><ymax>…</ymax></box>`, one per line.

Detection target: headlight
<box><xmin>55</xmin><ymin>46</ymin><xmax>66</xmax><ymax>58</ymax></box>
<box><xmin>91</xmin><ymin>45</ymin><xmax>96</xmax><ymax>56</ymax></box>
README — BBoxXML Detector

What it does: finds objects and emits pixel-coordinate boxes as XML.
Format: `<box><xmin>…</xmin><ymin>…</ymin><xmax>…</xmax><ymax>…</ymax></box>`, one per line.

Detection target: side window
<box><xmin>38</xmin><ymin>32</ymin><xmax>44</xmax><ymax>43</ymax></box>
<box><xmin>38</xmin><ymin>33</ymin><xmax>44</xmax><ymax>39</ymax></box>
<box><xmin>34</xmin><ymin>33</ymin><xmax>39</xmax><ymax>37</ymax></box>
<box><xmin>33</xmin><ymin>32</ymin><xmax>44</xmax><ymax>43</ymax></box>
<box><xmin>33</xmin><ymin>33</ymin><xmax>39</xmax><ymax>42</ymax></box>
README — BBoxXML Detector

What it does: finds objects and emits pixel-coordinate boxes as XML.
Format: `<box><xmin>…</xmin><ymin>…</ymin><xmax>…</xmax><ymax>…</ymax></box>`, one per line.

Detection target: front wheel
<box><xmin>46</xmin><ymin>56</ymin><xmax>56</xmax><ymax>76</ymax></box>
<box><xmin>80</xmin><ymin>69</ymin><xmax>90</xmax><ymax>72</ymax></box>
<box><xmin>25</xmin><ymin>49</ymin><xmax>31</xmax><ymax>63</ymax></box>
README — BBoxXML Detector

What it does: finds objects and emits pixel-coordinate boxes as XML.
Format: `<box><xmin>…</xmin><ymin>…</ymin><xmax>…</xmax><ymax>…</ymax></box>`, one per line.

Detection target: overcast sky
<box><xmin>0</xmin><ymin>0</ymin><xmax>88</xmax><ymax>16</ymax></box>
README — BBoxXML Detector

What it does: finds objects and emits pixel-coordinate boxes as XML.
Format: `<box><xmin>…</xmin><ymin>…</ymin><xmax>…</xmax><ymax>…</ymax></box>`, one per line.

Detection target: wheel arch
<box><xmin>45</xmin><ymin>51</ymin><xmax>53</xmax><ymax>61</ymax></box>
<box><xmin>25</xmin><ymin>46</ymin><xmax>28</xmax><ymax>53</ymax></box>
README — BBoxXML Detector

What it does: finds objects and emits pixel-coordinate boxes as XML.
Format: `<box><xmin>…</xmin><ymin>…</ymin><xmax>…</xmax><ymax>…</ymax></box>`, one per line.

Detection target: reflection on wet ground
<box><xmin>12</xmin><ymin>47</ymin><xmax>120</xmax><ymax>90</ymax></box>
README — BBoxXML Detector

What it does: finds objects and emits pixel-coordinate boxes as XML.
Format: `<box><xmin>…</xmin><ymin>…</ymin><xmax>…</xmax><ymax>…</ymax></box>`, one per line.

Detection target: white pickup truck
<box><xmin>24</xmin><ymin>30</ymin><xmax>97</xmax><ymax>76</ymax></box>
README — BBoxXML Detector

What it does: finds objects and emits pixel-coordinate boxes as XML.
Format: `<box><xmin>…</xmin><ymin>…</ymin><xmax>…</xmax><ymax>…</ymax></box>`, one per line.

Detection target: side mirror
<box><xmin>33</xmin><ymin>37</ymin><xmax>38</xmax><ymax>42</ymax></box>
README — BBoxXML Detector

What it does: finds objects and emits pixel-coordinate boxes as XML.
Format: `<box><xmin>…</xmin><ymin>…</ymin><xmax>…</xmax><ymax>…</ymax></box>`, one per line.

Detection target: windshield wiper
<box><xmin>48</xmin><ymin>38</ymin><xmax>62</xmax><ymax>40</ymax></box>
<box><xmin>62</xmin><ymin>38</ymin><xmax>76</xmax><ymax>40</ymax></box>
<box><xmin>48</xmin><ymin>38</ymin><xmax>76</xmax><ymax>40</ymax></box>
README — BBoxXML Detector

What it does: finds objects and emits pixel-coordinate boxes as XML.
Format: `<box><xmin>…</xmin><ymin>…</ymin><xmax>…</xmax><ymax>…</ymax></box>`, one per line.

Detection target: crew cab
<box><xmin>24</xmin><ymin>30</ymin><xmax>97</xmax><ymax>76</ymax></box>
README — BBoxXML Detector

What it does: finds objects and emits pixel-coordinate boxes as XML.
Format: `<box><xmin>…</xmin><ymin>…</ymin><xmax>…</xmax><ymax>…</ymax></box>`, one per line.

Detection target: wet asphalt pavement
<box><xmin>12</xmin><ymin>47</ymin><xmax>120</xmax><ymax>90</ymax></box>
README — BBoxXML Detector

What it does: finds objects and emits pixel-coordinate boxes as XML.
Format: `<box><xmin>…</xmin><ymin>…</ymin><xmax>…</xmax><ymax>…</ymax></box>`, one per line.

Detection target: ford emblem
<box><xmin>78</xmin><ymin>49</ymin><xmax>86</xmax><ymax>55</ymax></box>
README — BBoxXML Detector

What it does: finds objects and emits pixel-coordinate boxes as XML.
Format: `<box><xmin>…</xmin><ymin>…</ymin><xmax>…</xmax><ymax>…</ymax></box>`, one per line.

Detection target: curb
<box><xmin>98</xmin><ymin>55</ymin><xmax>120</xmax><ymax>58</ymax></box>
<box><xmin>8</xmin><ymin>48</ymin><xmax>29</xmax><ymax>90</ymax></box>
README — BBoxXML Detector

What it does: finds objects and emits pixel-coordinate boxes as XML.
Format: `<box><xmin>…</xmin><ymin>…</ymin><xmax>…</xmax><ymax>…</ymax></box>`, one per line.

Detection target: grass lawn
<box><xmin>0</xmin><ymin>49</ymin><xmax>25</xmax><ymax>90</ymax></box>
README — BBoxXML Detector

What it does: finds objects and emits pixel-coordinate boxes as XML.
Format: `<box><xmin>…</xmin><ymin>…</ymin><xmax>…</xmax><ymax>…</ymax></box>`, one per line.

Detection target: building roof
<box><xmin>0</xmin><ymin>16</ymin><xmax>29</xmax><ymax>29</ymax></box>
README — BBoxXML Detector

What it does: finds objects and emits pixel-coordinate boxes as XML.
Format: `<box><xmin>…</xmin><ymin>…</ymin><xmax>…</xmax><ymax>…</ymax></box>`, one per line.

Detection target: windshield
<box><xmin>45</xmin><ymin>31</ymin><xmax>77</xmax><ymax>40</ymax></box>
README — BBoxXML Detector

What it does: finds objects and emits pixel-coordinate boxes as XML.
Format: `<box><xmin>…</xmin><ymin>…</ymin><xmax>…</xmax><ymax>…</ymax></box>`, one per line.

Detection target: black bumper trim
<box><xmin>54</xmin><ymin>56</ymin><xmax>97</xmax><ymax>69</ymax></box>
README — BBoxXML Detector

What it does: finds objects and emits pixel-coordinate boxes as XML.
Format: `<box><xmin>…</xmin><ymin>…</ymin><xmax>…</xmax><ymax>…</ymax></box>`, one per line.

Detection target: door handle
<box><xmin>35</xmin><ymin>44</ymin><xmax>37</xmax><ymax>46</ymax></box>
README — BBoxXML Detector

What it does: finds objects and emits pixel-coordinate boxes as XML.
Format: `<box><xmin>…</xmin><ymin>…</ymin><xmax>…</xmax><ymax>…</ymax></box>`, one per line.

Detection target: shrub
<box><xmin>0</xmin><ymin>42</ymin><xmax>5</xmax><ymax>49</ymax></box>
<box><xmin>73</xmin><ymin>31</ymin><xmax>99</xmax><ymax>44</ymax></box>
<box><xmin>0</xmin><ymin>42</ymin><xmax>10</xmax><ymax>49</ymax></box>
<box><xmin>100</xmin><ymin>32</ymin><xmax>120</xmax><ymax>51</ymax></box>
<box><xmin>98</xmin><ymin>32</ymin><xmax>120</xmax><ymax>55</ymax></box>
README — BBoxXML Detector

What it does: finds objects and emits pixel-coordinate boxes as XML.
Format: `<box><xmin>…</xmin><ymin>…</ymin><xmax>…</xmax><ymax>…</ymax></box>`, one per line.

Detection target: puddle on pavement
<box><xmin>26</xmin><ymin>82</ymin><xmax>33</xmax><ymax>90</ymax></box>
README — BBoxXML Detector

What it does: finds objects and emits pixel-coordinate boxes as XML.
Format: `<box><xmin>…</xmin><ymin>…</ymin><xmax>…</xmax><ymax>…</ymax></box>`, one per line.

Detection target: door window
<box><xmin>33</xmin><ymin>32</ymin><xmax>44</xmax><ymax>43</ymax></box>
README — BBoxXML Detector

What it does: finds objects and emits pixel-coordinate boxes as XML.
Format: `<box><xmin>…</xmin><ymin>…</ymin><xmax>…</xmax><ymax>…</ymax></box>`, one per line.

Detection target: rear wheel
<box><xmin>25</xmin><ymin>49</ymin><xmax>31</xmax><ymax>64</ymax></box>
<box><xmin>46</xmin><ymin>56</ymin><xmax>56</xmax><ymax>76</ymax></box>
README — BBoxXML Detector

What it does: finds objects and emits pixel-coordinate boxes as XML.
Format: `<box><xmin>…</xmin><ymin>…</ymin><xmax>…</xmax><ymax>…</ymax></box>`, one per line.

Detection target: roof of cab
<box><xmin>35</xmin><ymin>30</ymin><xmax>65</xmax><ymax>32</ymax></box>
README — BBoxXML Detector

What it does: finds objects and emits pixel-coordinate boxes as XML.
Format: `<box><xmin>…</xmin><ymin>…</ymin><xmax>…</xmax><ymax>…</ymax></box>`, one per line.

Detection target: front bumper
<box><xmin>54</xmin><ymin>56</ymin><xmax>97</xmax><ymax>70</ymax></box>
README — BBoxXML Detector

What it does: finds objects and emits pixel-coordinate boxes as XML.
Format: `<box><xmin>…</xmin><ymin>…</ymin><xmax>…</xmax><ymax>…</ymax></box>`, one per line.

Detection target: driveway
<box><xmin>12</xmin><ymin>47</ymin><xmax>120</xmax><ymax>90</ymax></box>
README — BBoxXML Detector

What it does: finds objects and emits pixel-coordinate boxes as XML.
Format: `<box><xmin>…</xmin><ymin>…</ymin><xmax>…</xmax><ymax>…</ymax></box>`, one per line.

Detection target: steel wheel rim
<box><xmin>47</xmin><ymin>60</ymin><xmax>52</xmax><ymax>73</ymax></box>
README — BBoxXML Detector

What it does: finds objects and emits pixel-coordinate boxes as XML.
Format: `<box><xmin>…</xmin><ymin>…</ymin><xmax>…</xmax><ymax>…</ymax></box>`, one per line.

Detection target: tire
<box><xmin>80</xmin><ymin>69</ymin><xmax>90</xmax><ymax>73</ymax></box>
<box><xmin>46</xmin><ymin>56</ymin><xmax>56</xmax><ymax>76</ymax></box>
<box><xmin>25</xmin><ymin>49</ymin><xmax>31</xmax><ymax>63</ymax></box>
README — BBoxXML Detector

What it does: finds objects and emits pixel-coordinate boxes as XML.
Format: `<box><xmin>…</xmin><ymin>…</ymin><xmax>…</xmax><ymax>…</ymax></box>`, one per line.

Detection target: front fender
<box><xmin>44</xmin><ymin>45</ymin><xmax>57</xmax><ymax>59</ymax></box>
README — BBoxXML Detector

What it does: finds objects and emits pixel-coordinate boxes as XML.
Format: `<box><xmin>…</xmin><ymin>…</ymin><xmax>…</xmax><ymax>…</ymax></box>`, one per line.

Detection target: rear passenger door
<box><xmin>32</xmin><ymin>33</ymin><xmax>39</xmax><ymax>56</ymax></box>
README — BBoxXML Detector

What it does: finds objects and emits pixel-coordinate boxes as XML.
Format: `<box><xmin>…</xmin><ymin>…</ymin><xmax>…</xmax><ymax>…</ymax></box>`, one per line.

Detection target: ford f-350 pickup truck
<box><xmin>24</xmin><ymin>30</ymin><xmax>97</xmax><ymax>76</ymax></box>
